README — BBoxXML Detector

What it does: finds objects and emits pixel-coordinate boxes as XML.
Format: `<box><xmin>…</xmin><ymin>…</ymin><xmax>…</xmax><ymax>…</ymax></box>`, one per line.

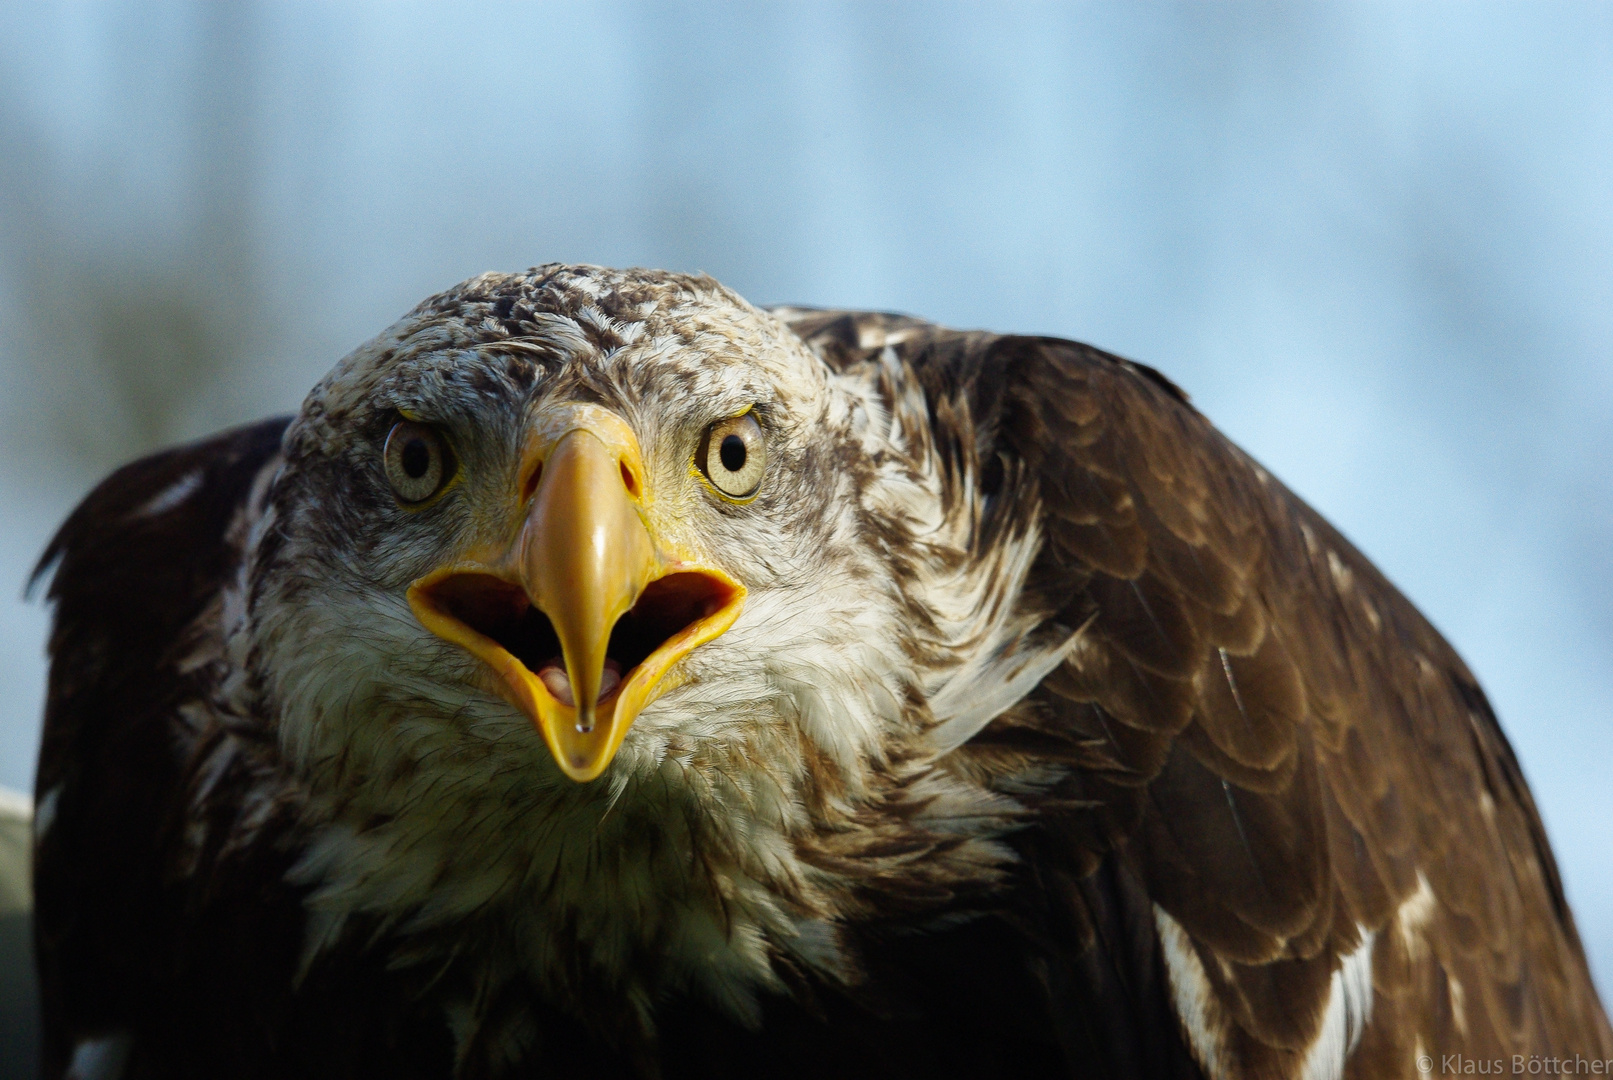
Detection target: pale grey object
<box><xmin>0</xmin><ymin>790</ymin><xmax>29</xmax><ymax>918</ymax></box>
<box><xmin>0</xmin><ymin>788</ymin><xmax>38</xmax><ymax>1080</ymax></box>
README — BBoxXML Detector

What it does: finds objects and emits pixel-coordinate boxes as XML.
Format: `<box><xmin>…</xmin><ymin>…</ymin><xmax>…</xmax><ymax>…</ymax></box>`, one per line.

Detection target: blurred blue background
<box><xmin>0</xmin><ymin>0</ymin><xmax>1608</xmax><ymax>994</ymax></box>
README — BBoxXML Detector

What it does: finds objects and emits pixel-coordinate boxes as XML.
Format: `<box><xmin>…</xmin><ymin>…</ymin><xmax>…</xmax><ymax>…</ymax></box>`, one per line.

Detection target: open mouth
<box><xmin>405</xmin><ymin>406</ymin><xmax>748</xmax><ymax>783</ymax></box>
<box><xmin>414</xmin><ymin>569</ymin><xmax>741</xmax><ymax>708</ymax></box>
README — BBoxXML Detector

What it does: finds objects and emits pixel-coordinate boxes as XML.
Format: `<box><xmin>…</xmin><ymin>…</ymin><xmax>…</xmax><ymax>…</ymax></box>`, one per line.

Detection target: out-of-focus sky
<box><xmin>0</xmin><ymin>0</ymin><xmax>1608</xmax><ymax>987</ymax></box>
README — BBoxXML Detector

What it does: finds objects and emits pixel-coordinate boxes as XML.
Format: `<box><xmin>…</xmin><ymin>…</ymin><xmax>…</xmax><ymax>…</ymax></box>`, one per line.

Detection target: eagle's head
<box><xmin>234</xmin><ymin>265</ymin><xmax>1065</xmax><ymax>1022</ymax></box>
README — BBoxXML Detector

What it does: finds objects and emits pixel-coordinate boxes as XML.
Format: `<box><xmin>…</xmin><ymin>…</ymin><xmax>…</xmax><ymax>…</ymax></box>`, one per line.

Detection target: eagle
<box><xmin>32</xmin><ymin>264</ymin><xmax>1609</xmax><ymax>1080</ymax></box>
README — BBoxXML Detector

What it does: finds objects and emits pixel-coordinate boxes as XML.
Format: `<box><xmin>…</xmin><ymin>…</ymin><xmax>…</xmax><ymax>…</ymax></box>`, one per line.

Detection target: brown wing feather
<box><xmin>779</xmin><ymin>310</ymin><xmax>1611</xmax><ymax>1078</ymax></box>
<box><xmin>30</xmin><ymin>418</ymin><xmax>293</xmax><ymax>1073</ymax></box>
<box><xmin>34</xmin><ymin>417</ymin><xmax>458</xmax><ymax>1078</ymax></box>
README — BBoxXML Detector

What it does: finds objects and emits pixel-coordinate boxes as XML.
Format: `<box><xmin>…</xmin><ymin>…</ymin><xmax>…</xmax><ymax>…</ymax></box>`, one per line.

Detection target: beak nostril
<box><xmin>520</xmin><ymin>462</ymin><xmax>543</xmax><ymax>505</ymax></box>
<box><xmin>620</xmin><ymin>460</ymin><xmax>638</xmax><ymax>498</ymax></box>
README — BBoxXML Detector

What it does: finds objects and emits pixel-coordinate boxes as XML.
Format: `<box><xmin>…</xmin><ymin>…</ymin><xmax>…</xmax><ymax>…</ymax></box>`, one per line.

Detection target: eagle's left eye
<box><xmin>699</xmin><ymin>412</ymin><xmax>765</xmax><ymax>499</ymax></box>
<box><xmin>384</xmin><ymin>420</ymin><xmax>453</xmax><ymax>504</ymax></box>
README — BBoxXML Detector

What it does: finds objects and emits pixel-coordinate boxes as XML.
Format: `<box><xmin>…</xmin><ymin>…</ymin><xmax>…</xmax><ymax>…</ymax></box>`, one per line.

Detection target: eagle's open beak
<box><xmin>406</xmin><ymin>404</ymin><xmax>745</xmax><ymax>782</ymax></box>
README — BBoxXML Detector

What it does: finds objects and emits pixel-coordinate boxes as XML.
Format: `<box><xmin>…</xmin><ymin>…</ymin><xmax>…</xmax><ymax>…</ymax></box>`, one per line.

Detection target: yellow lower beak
<box><xmin>407</xmin><ymin>409</ymin><xmax>744</xmax><ymax>782</ymax></box>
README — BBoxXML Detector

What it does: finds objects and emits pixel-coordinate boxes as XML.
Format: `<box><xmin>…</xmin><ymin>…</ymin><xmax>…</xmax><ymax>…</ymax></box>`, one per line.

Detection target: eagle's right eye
<box><xmin>384</xmin><ymin>420</ymin><xmax>453</xmax><ymax>504</ymax></box>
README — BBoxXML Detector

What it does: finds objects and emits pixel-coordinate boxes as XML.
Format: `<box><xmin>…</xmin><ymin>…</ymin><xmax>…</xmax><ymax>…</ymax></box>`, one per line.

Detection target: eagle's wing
<box><xmin>31</xmin><ymin>418</ymin><xmax>445</xmax><ymax>1078</ymax></box>
<box><xmin>780</xmin><ymin>310</ymin><xmax>1611</xmax><ymax>1080</ymax></box>
<box><xmin>30</xmin><ymin>418</ymin><xmax>294</xmax><ymax>1075</ymax></box>
<box><xmin>31</xmin><ymin>418</ymin><xmax>501</xmax><ymax>1080</ymax></box>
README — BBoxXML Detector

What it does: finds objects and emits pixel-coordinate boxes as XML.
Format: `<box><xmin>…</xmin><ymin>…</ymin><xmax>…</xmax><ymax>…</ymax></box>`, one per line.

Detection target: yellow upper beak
<box><xmin>407</xmin><ymin>405</ymin><xmax>745</xmax><ymax>782</ymax></box>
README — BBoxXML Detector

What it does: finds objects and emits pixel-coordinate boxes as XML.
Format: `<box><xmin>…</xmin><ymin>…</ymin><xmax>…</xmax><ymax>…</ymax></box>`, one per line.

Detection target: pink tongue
<box><xmin>538</xmin><ymin>659</ymin><xmax>622</xmax><ymax>707</ymax></box>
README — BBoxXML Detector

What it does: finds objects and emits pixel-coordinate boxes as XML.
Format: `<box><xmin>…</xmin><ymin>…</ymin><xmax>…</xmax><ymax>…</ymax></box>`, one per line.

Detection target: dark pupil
<box><xmin>401</xmin><ymin>438</ymin><xmax>432</xmax><ymax>480</ymax></box>
<box><xmin>719</xmin><ymin>433</ymin><xmax>747</xmax><ymax>473</ymax></box>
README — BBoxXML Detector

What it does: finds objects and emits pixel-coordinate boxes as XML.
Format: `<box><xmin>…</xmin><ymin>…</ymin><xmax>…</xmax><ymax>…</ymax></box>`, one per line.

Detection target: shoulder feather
<box><xmin>780</xmin><ymin>310</ymin><xmax>1611</xmax><ymax>1080</ymax></box>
